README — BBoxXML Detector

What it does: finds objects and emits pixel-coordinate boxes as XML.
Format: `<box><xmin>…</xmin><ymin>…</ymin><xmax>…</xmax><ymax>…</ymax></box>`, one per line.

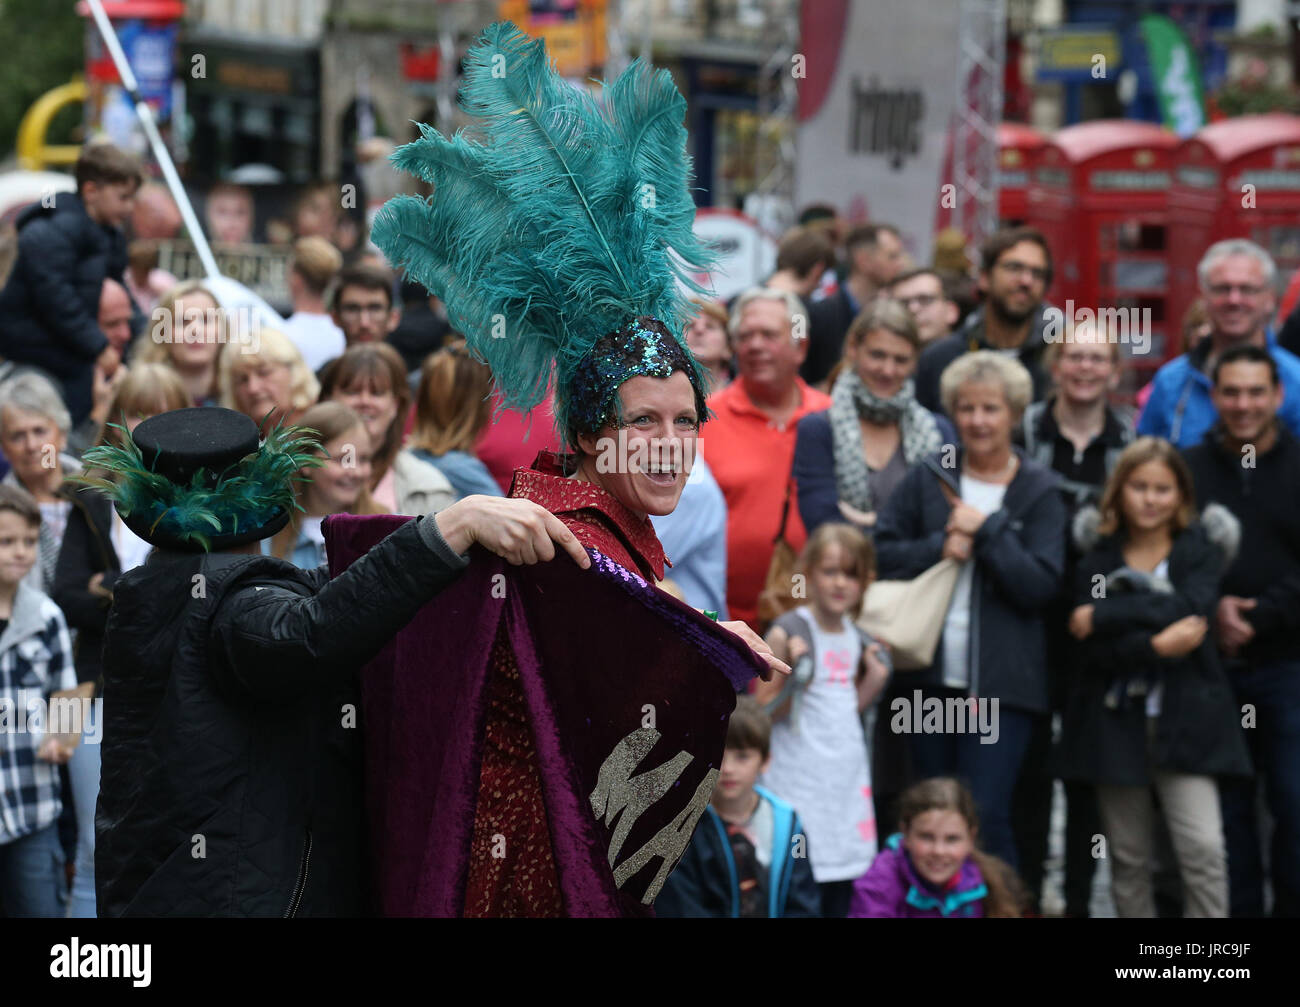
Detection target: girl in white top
<box><xmin>266</xmin><ymin>401</ymin><xmax>386</xmax><ymax>569</ymax></box>
<box><xmin>755</xmin><ymin>523</ymin><xmax>892</xmax><ymax>916</ymax></box>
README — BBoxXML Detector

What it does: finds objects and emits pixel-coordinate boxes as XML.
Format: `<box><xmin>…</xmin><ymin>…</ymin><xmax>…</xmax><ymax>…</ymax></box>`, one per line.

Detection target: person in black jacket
<box><xmin>1011</xmin><ymin>324</ymin><xmax>1134</xmax><ymax>917</ymax></box>
<box><xmin>912</xmin><ymin>227</ymin><xmax>1055</xmax><ymax>415</ymax></box>
<box><xmin>89</xmin><ymin>407</ymin><xmax>590</xmax><ymax>917</ymax></box>
<box><xmin>386</xmin><ymin>277</ymin><xmax>452</xmax><ymax>377</ymax></box>
<box><xmin>0</xmin><ymin>143</ymin><xmax>142</xmax><ymax>424</ymax></box>
<box><xmin>1059</xmin><ymin>438</ymin><xmax>1251</xmax><ymax>918</ymax></box>
<box><xmin>801</xmin><ymin>223</ymin><xmax>906</xmax><ymax>388</ymax></box>
<box><xmin>1183</xmin><ymin>344</ymin><xmax>1300</xmax><ymax>917</ymax></box>
<box><xmin>873</xmin><ymin>351</ymin><xmax>1066</xmax><ymax>869</ymax></box>
<box><xmin>51</xmin><ymin>363</ymin><xmax>192</xmax><ymax>918</ymax></box>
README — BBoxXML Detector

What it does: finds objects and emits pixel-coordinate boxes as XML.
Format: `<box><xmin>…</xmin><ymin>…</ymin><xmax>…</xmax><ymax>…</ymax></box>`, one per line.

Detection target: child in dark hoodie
<box><xmin>848</xmin><ymin>777</ymin><xmax>1025</xmax><ymax>918</ymax></box>
<box><xmin>0</xmin><ymin>142</ymin><xmax>140</xmax><ymax>425</ymax></box>
<box><xmin>655</xmin><ymin>696</ymin><xmax>821</xmax><ymax>918</ymax></box>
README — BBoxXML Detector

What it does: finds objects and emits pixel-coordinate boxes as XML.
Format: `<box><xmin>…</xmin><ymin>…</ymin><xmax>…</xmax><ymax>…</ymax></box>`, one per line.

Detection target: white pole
<box><xmin>84</xmin><ymin>0</ymin><xmax>220</xmax><ymax>279</ymax></box>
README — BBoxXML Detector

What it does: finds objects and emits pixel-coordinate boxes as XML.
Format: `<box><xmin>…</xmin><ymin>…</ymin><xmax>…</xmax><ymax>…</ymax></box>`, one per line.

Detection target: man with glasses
<box><xmin>1138</xmin><ymin>239</ymin><xmax>1300</xmax><ymax>448</ymax></box>
<box><xmin>913</xmin><ymin>227</ymin><xmax>1056</xmax><ymax>415</ymax></box>
<box><xmin>330</xmin><ymin>264</ymin><xmax>401</xmax><ymax>349</ymax></box>
<box><xmin>889</xmin><ymin>268</ymin><xmax>960</xmax><ymax>348</ymax></box>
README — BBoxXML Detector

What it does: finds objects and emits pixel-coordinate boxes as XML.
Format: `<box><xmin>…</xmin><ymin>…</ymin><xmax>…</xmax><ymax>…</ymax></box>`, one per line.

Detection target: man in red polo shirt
<box><xmin>703</xmin><ymin>287</ymin><xmax>832</xmax><ymax>629</ymax></box>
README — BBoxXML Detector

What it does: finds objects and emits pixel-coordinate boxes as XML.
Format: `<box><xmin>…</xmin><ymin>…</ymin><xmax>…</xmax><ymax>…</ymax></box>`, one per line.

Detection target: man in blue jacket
<box><xmin>1138</xmin><ymin>239</ymin><xmax>1300</xmax><ymax>448</ymax></box>
<box><xmin>0</xmin><ymin>143</ymin><xmax>141</xmax><ymax>425</ymax></box>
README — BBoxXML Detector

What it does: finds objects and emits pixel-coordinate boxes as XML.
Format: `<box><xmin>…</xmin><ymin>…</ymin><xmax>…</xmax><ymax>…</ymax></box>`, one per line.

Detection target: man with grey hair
<box><xmin>701</xmin><ymin>287</ymin><xmax>831</xmax><ymax>628</ymax></box>
<box><xmin>1139</xmin><ymin>239</ymin><xmax>1300</xmax><ymax>447</ymax></box>
<box><xmin>0</xmin><ymin>372</ymin><xmax>83</xmax><ymax>596</ymax></box>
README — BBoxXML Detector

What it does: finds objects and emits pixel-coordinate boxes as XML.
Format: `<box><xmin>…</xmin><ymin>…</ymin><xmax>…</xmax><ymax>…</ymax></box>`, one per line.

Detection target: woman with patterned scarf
<box><xmin>793</xmin><ymin>298</ymin><xmax>955</xmax><ymax>535</ymax></box>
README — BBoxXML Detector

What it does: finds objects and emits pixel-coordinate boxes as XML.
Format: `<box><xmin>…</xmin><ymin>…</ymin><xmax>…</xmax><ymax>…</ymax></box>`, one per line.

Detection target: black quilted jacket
<box><xmin>0</xmin><ymin>192</ymin><xmax>134</xmax><ymax>422</ymax></box>
<box><xmin>95</xmin><ymin>515</ymin><xmax>469</xmax><ymax>917</ymax></box>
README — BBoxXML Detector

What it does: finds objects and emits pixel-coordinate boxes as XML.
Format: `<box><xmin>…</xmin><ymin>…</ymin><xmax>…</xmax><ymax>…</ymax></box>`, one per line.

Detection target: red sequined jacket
<box><xmin>463</xmin><ymin>451</ymin><xmax>670</xmax><ymax>917</ymax></box>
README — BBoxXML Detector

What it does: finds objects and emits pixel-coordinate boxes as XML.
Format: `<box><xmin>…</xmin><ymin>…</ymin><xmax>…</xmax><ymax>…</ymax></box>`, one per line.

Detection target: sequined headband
<box><xmin>564</xmin><ymin>317</ymin><xmax>710</xmax><ymax>441</ymax></box>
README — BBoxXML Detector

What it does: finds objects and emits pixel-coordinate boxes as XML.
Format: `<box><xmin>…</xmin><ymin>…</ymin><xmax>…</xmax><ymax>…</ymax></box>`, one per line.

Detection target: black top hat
<box><xmin>76</xmin><ymin>407</ymin><xmax>324</xmax><ymax>553</ymax></box>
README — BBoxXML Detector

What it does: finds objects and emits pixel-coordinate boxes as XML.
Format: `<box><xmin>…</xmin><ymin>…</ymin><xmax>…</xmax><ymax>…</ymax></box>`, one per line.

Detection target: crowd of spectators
<box><xmin>0</xmin><ymin>140</ymin><xmax>1294</xmax><ymax>920</ymax></box>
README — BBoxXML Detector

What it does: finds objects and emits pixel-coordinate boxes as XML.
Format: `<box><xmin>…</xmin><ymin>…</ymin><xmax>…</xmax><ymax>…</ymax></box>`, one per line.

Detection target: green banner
<box><xmin>1140</xmin><ymin>14</ymin><xmax>1206</xmax><ymax>136</ymax></box>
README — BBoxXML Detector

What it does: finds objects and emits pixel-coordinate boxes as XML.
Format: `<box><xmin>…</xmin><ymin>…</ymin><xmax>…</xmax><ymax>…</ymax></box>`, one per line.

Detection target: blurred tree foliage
<box><xmin>0</xmin><ymin>0</ymin><xmax>85</xmax><ymax>160</ymax></box>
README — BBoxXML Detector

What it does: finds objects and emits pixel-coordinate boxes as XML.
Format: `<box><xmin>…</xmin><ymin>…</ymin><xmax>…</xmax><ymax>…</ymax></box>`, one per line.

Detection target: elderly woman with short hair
<box><xmin>218</xmin><ymin>327</ymin><xmax>319</xmax><ymax>431</ymax></box>
<box><xmin>0</xmin><ymin>371</ymin><xmax>84</xmax><ymax>595</ymax></box>
<box><xmin>873</xmin><ymin>350</ymin><xmax>1067</xmax><ymax>869</ymax></box>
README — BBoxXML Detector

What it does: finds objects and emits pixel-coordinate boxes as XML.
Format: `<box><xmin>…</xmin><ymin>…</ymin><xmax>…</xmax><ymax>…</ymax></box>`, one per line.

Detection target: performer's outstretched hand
<box><xmin>717</xmin><ymin>620</ymin><xmax>792</xmax><ymax>682</ymax></box>
<box><xmin>433</xmin><ymin>496</ymin><xmax>592</xmax><ymax>569</ymax></box>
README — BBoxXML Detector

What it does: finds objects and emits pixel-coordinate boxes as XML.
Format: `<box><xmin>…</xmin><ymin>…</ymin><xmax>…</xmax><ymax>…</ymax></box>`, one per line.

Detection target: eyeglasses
<box><xmin>338</xmin><ymin>303</ymin><xmax>389</xmax><ymax>318</ymax></box>
<box><xmin>996</xmin><ymin>260</ymin><xmax>1049</xmax><ymax>283</ymax></box>
<box><xmin>897</xmin><ymin>293</ymin><xmax>940</xmax><ymax>310</ymax></box>
<box><xmin>1207</xmin><ymin>284</ymin><xmax>1266</xmax><ymax>298</ymax></box>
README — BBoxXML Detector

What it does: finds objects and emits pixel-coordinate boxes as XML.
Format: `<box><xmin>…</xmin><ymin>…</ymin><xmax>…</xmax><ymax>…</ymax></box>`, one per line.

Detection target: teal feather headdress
<box><xmin>371</xmin><ymin>21</ymin><xmax>716</xmax><ymax>443</ymax></box>
<box><xmin>71</xmin><ymin>417</ymin><xmax>325</xmax><ymax>553</ymax></box>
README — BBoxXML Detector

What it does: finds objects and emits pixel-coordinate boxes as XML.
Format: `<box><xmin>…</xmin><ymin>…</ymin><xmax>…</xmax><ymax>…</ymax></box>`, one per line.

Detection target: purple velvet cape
<box><xmin>325</xmin><ymin>513</ymin><xmax>763</xmax><ymax>917</ymax></box>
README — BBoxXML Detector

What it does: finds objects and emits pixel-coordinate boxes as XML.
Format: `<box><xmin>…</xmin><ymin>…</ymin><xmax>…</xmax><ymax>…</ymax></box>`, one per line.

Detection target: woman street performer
<box><xmin>325</xmin><ymin>20</ymin><xmax>788</xmax><ymax>918</ymax></box>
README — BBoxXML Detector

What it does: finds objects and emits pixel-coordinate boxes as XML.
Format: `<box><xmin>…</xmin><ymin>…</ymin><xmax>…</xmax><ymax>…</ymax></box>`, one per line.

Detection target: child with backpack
<box><xmin>754</xmin><ymin>522</ymin><xmax>892</xmax><ymax>917</ymax></box>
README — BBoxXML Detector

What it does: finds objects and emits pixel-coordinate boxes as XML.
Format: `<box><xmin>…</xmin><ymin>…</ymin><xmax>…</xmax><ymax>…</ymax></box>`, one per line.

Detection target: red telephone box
<box><xmin>1169</xmin><ymin>114</ymin><xmax>1300</xmax><ymax>339</ymax></box>
<box><xmin>997</xmin><ymin>122</ymin><xmax>1046</xmax><ymax>227</ymax></box>
<box><xmin>1027</xmin><ymin>120</ymin><xmax>1178</xmax><ymax>383</ymax></box>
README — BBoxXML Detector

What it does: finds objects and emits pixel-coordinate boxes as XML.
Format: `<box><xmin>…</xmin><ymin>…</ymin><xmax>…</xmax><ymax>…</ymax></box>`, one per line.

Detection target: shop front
<box><xmin>180</xmin><ymin>36</ymin><xmax>320</xmax><ymax>185</ymax></box>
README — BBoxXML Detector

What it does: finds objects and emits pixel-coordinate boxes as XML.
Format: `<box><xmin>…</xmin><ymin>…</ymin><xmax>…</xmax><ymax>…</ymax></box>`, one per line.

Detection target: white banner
<box><xmin>795</xmin><ymin>0</ymin><xmax>964</xmax><ymax>264</ymax></box>
<box><xmin>689</xmin><ymin>209</ymin><xmax>778</xmax><ymax>302</ymax></box>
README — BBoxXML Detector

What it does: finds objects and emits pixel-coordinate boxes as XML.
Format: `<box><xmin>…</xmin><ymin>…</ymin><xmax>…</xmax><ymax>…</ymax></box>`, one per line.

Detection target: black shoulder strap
<box><xmin>774</xmin><ymin>479</ymin><xmax>794</xmax><ymax>544</ymax></box>
<box><xmin>762</xmin><ymin>611</ymin><xmax>814</xmax><ymax>717</ymax></box>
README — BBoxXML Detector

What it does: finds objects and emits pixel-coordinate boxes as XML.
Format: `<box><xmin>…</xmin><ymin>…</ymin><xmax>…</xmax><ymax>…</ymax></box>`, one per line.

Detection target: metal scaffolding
<box><xmin>952</xmin><ymin>0</ymin><xmax>1007</xmax><ymax>259</ymax></box>
<box><xmin>605</xmin><ymin>0</ymin><xmax>632</xmax><ymax>80</ymax></box>
<box><xmin>751</xmin><ymin>0</ymin><xmax>801</xmax><ymax>229</ymax></box>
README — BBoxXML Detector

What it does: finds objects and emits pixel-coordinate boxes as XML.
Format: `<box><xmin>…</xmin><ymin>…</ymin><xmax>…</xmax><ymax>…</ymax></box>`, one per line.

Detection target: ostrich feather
<box><xmin>371</xmin><ymin>21</ymin><xmax>715</xmax><ymax>439</ymax></box>
<box><xmin>70</xmin><ymin>418</ymin><xmax>325</xmax><ymax>551</ymax></box>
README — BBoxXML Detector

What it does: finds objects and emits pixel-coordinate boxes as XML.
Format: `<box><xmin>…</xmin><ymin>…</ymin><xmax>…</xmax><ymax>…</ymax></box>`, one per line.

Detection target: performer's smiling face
<box><xmin>576</xmin><ymin>371</ymin><xmax>699</xmax><ymax>518</ymax></box>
